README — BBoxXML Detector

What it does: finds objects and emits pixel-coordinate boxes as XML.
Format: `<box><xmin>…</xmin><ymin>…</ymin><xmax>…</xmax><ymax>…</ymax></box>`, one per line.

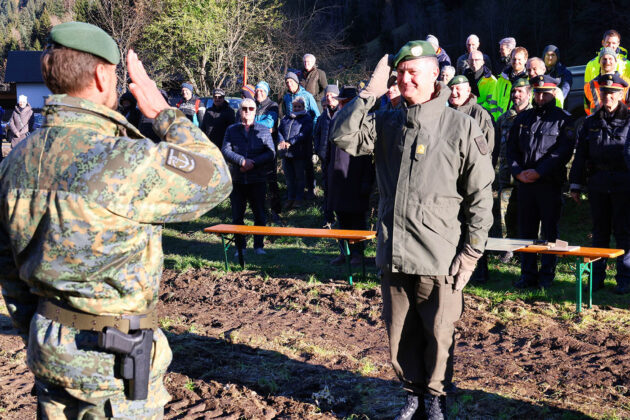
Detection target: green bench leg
<box><xmin>575</xmin><ymin>258</ymin><xmax>593</xmax><ymax>313</ymax></box>
<box><xmin>221</xmin><ymin>235</ymin><xmax>230</xmax><ymax>271</ymax></box>
<box><xmin>342</xmin><ymin>240</ymin><xmax>353</xmax><ymax>286</ymax></box>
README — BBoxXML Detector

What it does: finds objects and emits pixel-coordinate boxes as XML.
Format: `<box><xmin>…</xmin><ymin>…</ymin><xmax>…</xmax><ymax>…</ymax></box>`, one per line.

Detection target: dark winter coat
<box><xmin>8</xmin><ymin>104</ymin><xmax>34</xmax><ymax>148</ymax></box>
<box><xmin>221</xmin><ymin>122</ymin><xmax>275</xmax><ymax>184</ymax></box>
<box><xmin>546</xmin><ymin>62</ymin><xmax>573</xmax><ymax>100</ymax></box>
<box><xmin>572</xmin><ymin>103</ymin><xmax>630</xmax><ymax>192</ymax></box>
<box><xmin>463</xmin><ymin>66</ymin><xmax>493</xmax><ymax>98</ymax></box>
<box><xmin>299</xmin><ymin>67</ymin><xmax>327</xmax><ymax>103</ymax></box>
<box><xmin>277</xmin><ymin>112</ymin><xmax>313</xmax><ymax>159</ymax></box>
<box><xmin>326</xmin><ymin>138</ymin><xmax>375</xmax><ymax>213</ymax></box>
<box><xmin>436</xmin><ymin>47</ymin><xmax>451</xmax><ymax>70</ymax></box>
<box><xmin>507</xmin><ymin>101</ymin><xmax>575</xmax><ymax>185</ymax></box>
<box><xmin>313</xmin><ymin>105</ymin><xmax>338</xmax><ymax>161</ymax></box>
<box><xmin>176</xmin><ymin>96</ymin><xmax>206</xmax><ymax>125</ymax></box>
<box><xmin>201</xmin><ymin>102</ymin><xmax>236</xmax><ymax>148</ymax></box>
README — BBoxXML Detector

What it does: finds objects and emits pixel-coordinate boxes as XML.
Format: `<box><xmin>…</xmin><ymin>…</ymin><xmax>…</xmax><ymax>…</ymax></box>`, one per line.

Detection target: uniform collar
<box><xmin>43</xmin><ymin>94</ymin><xmax>143</xmax><ymax>138</ymax></box>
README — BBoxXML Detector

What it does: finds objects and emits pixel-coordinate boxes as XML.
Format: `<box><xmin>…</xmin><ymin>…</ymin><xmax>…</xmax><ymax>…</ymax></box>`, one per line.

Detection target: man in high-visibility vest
<box><xmin>463</xmin><ymin>50</ymin><xmax>497</xmax><ymax>113</ymax></box>
<box><xmin>584</xmin><ymin>48</ymin><xmax>629</xmax><ymax>115</ymax></box>
<box><xmin>490</xmin><ymin>46</ymin><xmax>528</xmax><ymax>121</ymax></box>
<box><xmin>584</xmin><ymin>30</ymin><xmax>628</xmax><ymax>84</ymax></box>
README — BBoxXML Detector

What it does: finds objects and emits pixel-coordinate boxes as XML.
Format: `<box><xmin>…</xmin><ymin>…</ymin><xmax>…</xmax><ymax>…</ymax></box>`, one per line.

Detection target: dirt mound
<box><xmin>1</xmin><ymin>268</ymin><xmax>628</xmax><ymax>419</ymax></box>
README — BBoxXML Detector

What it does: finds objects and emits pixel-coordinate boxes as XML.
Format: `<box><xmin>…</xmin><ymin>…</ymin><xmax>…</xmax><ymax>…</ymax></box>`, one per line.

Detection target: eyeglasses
<box><xmin>241</xmin><ymin>107</ymin><xmax>256</xmax><ymax>112</ymax></box>
<box><xmin>214</xmin><ymin>95</ymin><xmax>224</xmax><ymax>99</ymax></box>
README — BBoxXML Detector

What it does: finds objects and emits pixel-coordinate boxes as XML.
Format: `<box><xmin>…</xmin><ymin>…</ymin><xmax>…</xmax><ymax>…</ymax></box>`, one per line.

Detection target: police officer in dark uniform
<box><xmin>507</xmin><ymin>75</ymin><xmax>575</xmax><ymax>289</ymax></box>
<box><xmin>570</xmin><ymin>73</ymin><xmax>630</xmax><ymax>294</ymax></box>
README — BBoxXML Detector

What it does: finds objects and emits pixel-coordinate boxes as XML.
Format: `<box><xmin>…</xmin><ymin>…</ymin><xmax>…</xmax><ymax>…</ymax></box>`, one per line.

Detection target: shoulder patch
<box><xmin>165</xmin><ymin>146</ymin><xmax>214</xmax><ymax>186</ymax></box>
<box><xmin>474</xmin><ymin>136</ymin><xmax>488</xmax><ymax>155</ymax></box>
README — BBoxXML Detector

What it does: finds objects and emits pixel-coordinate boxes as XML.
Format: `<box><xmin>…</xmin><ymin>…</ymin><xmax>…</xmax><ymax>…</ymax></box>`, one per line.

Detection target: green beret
<box><xmin>512</xmin><ymin>78</ymin><xmax>530</xmax><ymax>89</ymax></box>
<box><xmin>447</xmin><ymin>75</ymin><xmax>469</xmax><ymax>87</ymax></box>
<box><xmin>49</xmin><ymin>21</ymin><xmax>120</xmax><ymax>65</ymax></box>
<box><xmin>393</xmin><ymin>40</ymin><xmax>437</xmax><ymax>68</ymax></box>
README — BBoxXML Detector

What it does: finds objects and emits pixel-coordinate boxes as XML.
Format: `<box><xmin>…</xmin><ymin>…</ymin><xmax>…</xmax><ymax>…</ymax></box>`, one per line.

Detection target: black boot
<box><xmin>394</xmin><ymin>392</ymin><xmax>426</xmax><ymax>420</ymax></box>
<box><xmin>423</xmin><ymin>394</ymin><xmax>447</xmax><ymax>420</ymax></box>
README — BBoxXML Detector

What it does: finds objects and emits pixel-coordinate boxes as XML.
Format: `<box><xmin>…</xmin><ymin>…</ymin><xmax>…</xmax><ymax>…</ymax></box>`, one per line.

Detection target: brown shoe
<box><xmin>329</xmin><ymin>254</ymin><xmax>346</xmax><ymax>266</ymax></box>
<box><xmin>350</xmin><ymin>254</ymin><xmax>363</xmax><ymax>266</ymax></box>
<box><xmin>292</xmin><ymin>200</ymin><xmax>303</xmax><ymax>209</ymax></box>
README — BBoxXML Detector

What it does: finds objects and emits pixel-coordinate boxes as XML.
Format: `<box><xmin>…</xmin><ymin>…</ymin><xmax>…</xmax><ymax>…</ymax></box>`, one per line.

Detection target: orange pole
<box><xmin>243</xmin><ymin>55</ymin><xmax>248</xmax><ymax>86</ymax></box>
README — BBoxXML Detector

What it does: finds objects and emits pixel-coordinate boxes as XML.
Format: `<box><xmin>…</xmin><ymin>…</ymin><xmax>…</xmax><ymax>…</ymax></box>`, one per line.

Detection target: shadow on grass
<box><xmin>473</xmin><ymin>253</ymin><xmax>630</xmax><ymax>311</ymax></box>
<box><xmin>162</xmin><ymin>234</ymin><xmax>380</xmax><ymax>284</ymax></box>
<box><xmin>166</xmin><ymin>330</ymin><xmax>592</xmax><ymax>419</ymax></box>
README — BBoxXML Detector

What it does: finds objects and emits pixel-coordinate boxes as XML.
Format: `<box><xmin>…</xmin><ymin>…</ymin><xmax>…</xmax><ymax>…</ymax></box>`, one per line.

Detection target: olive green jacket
<box><xmin>331</xmin><ymin>83</ymin><xmax>494</xmax><ymax>275</ymax></box>
<box><xmin>0</xmin><ymin>95</ymin><xmax>232</xmax><ymax>391</ymax></box>
<box><xmin>449</xmin><ymin>94</ymin><xmax>495</xmax><ymax>153</ymax></box>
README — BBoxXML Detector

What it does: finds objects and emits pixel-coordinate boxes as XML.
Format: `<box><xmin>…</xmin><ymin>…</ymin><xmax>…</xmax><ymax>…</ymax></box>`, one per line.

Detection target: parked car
<box><xmin>565</xmin><ymin>65</ymin><xmax>586</xmax><ymax>118</ymax></box>
<box><xmin>203</xmin><ymin>96</ymin><xmax>242</xmax><ymax>113</ymax></box>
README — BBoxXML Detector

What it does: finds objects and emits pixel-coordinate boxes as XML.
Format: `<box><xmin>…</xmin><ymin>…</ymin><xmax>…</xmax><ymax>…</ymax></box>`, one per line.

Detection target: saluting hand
<box><xmin>127</xmin><ymin>49</ymin><xmax>170</xmax><ymax>119</ymax></box>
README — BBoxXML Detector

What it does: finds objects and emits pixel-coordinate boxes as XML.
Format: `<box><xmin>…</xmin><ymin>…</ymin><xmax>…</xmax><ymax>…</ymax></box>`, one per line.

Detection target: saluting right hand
<box><xmin>359</xmin><ymin>54</ymin><xmax>392</xmax><ymax>99</ymax></box>
<box><xmin>127</xmin><ymin>49</ymin><xmax>170</xmax><ymax>119</ymax></box>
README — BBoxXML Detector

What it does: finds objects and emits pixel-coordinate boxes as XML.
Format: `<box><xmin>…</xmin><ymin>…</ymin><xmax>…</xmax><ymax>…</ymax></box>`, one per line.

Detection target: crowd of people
<box><xmin>123</xmin><ymin>29</ymin><xmax>629</xmax><ymax>297</ymax></box>
<box><xmin>3</xmin><ymin>20</ymin><xmax>630</xmax><ymax>420</ymax></box>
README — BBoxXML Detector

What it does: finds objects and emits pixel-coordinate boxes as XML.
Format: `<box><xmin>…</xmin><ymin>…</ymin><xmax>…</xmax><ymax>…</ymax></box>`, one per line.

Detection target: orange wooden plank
<box><xmin>204</xmin><ymin>224</ymin><xmax>376</xmax><ymax>242</ymax></box>
<box><xmin>515</xmin><ymin>245</ymin><xmax>624</xmax><ymax>259</ymax></box>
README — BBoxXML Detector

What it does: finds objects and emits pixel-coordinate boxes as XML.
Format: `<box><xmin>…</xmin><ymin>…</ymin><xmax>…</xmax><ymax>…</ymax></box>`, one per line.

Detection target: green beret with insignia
<box><xmin>392</xmin><ymin>40</ymin><xmax>437</xmax><ymax>68</ymax></box>
<box><xmin>512</xmin><ymin>78</ymin><xmax>530</xmax><ymax>90</ymax></box>
<box><xmin>49</xmin><ymin>21</ymin><xmax>120</xmax><ymax>65</ymax></box>
<box><xmin>447</xmin><ymin>75</ymin><xmax>469</xmax><ymax>87</ymax></box>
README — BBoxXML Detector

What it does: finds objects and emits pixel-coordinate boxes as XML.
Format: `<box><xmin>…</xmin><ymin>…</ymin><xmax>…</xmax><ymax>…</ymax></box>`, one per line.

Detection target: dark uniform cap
<box><xmin>49</xmin><ymin>21</ymin><xmax>120</xmax><ymax>65</ymax></box>
<box><xmin>529</xmin><ymin>75</ymin><xmax>559</xmax><ymax>91</ymax></box>
<box><xmin>598</xmin><ymin>73</ymin><xmax>628</xmax><ymax>91</ymax></box>
<box><xmin>512</xmin><ymin>78</ymin><xmax>530</xmax><ymax>90</ymax></box>
<box><xmin>338</xmin><ymin>86</ymin><xmax>358</xmax><ymax>100</ymax></box>
<box><xmin>393</xmin><ymin>40</ymin><xmax>437</xmax><ymax>68</ymax></box>
<box><xmin>447</xmin><ymin>75</ymin><xmax>469</xmax><ymax>87</ymax></box>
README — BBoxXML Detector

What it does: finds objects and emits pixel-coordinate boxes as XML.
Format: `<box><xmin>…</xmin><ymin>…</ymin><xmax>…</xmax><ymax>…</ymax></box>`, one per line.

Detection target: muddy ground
<box><xmin>1</xmin><ymin>268</ymin><xmax>629</xmax><ymax>419</ymax></box>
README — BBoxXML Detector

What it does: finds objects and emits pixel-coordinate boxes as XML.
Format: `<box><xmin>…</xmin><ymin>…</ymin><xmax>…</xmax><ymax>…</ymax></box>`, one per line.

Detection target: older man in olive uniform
<box><xmin>0</xmin><ymin>22</ymin><xmax>232</xmax><ymax>418</ymax></box>
<box><xmin>331</xmin><ymin>41</ymin><xmax>494</xmax><ymax>420</ymax></box>
<box><xmin>507</xmin><ymin>75</ymin><xmax>575</xmax><ymax>289</ymax></box>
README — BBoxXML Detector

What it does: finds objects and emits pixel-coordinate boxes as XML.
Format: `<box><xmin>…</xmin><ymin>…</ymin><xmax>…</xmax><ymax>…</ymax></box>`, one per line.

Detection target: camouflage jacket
<box><xmin>496</xmin><ymin>104</ymin><xmax>532</xmax><ymax>188</ymax></box>
<box><xmin>0</xmin><ymin>95</ymin><xmax>232</xmax><ymax>391</ymax></box>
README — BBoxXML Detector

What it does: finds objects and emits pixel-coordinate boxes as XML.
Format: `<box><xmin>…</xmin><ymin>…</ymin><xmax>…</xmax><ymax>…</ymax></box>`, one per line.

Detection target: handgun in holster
<box><xmin>98</xmin><ymin>327</ymin><xmax>153</xmax><ymax>400</ymax></box>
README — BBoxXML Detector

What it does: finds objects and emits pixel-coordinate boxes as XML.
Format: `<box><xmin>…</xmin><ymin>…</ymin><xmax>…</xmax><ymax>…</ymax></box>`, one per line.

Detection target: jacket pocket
<box><xmin>421</xmin><ymin>206</ymin><xmax>461</xmax><ymax>247</ymax></box>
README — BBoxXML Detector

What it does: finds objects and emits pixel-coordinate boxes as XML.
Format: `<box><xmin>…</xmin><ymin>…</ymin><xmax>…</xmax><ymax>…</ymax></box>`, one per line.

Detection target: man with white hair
<box><xmin>299</xmin><ymin>53</ymin><xmax>327</xmax><ymax>106</ymax></box>
<box><xmin>498</xmin><ymin>37</ymin><xmax>516</xmax><ymax>72</ymax></box>
<box><xmin>456</xmin><ymin>34</ymin><xmax>492</xmax><ymax>75</ymax></box>
<box><xmin>426</xmin><ymin>34</ymin><xmax>451</xmax><ymax>70</ymax></box>
<box><xmin>439</xmin><ymin>65</ymin><xmax>456</xmax><ymax>84</ymax></box>
<box><xmin>7</xmin><ymin>94</ymin><xmax>34</xmax><ymax>148</ymax></box>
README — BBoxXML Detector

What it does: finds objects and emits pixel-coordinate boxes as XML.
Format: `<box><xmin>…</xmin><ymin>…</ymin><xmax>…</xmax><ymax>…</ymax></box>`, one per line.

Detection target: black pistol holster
<box><xmin>99</xmin><ymin>326</ymin><xmax>154</xmax><ymax>400</ymax></box>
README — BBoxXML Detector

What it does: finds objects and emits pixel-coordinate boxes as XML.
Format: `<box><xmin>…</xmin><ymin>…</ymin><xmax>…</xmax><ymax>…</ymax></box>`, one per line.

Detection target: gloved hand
<box><xmin>449</xmin><ymin>244</ymin><xmax>483</xmax><ymax>291</ymax></box>
<box><xmin>359</xmin><ymin>54</ymin><xmax>392</xmax><ymax>99</ymax></box>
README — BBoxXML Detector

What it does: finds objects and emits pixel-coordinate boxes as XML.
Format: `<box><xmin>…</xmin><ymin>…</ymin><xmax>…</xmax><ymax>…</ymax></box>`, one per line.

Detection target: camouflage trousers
<box><xmin>35</xmin><ymin>376</ymin><xmax>166</xmax><ymax>419</ymax></box>
<box><xmin>498</xmin><ymin>186</ymin><xmax>519</xmax><ymax>238</ymax></box>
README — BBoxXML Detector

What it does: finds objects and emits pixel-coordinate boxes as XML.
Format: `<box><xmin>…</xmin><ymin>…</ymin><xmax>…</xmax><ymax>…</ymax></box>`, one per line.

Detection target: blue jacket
<box><xmin>507</xmin><ymin>101</ymin><xmax>575</xmax><ymax>185</ymax></box>
<box><xmin>254</xmin><ymin>97</ymin><xmax>279</xmax><ymax>130</ymax></box>
<box><xmin>572</xmin><ymin>104</ymin><xmax>630</xmax><ymax>192</ymax></box>
<box><xmin>282</xmin><ymin>86</ymin><xmax>320</xmax><ymax>126</ymax></box>
<box><xmin>546</xmin><ymin>62</ymin><xmax>573</xmax><ymax>100</ymax></box>
<box><xmin>221</xmin><ymin>122</ymin><xmax>275</xmax><ymax>184</ymax></box>
<box><xmin>278</xmin><ymin>112</ymin><xmax>313</xmax><ymax>159</ymax></box>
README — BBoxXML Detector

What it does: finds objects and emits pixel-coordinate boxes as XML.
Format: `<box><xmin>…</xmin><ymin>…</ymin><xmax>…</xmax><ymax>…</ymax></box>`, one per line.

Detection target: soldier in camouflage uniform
<box><xmin>495</xmin><ymin>78</ymin><xmax>532</xmax><ymax>262</ymax></box>
<box><xmin>0</xmin><ymin>22</ymin><xmax>232</xmax><ymax>419</ymax></box>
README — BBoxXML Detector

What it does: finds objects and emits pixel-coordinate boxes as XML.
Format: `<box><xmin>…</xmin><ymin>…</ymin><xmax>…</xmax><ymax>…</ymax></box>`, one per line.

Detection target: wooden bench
<box><xmin>203</xmin><ymin>224</ymin><xmax>377</xmax><ymax>285</ymax></box>
<box><xmin>487</xmin><ymin>238</ymin><xmax>624</xmax><ymax>313</ymax></box>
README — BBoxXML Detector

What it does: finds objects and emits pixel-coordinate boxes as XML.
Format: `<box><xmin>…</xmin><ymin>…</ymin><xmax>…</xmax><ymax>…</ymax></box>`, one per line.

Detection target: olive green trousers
<box><xmin>381</xmin><ymin>271</ymin><xmax>463</xmax><ymax>396</ymax></box>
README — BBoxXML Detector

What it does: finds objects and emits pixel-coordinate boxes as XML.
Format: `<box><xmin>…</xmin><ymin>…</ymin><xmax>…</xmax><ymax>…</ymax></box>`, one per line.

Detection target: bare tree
<box><xmin>78</xmin><ymin>0</ymin><xmax>156</xmax><ymax>91</ymax></box>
